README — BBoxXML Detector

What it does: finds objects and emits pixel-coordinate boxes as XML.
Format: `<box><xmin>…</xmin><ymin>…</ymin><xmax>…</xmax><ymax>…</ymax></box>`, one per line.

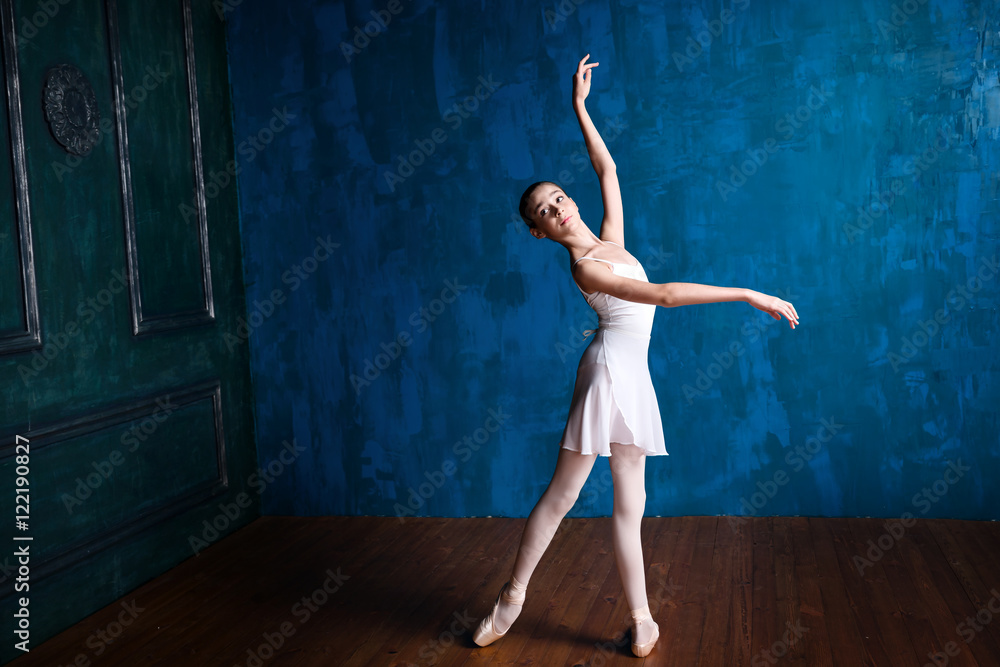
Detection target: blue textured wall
<box><xmin>225</xmin><ymin>0</ymin><xmax>999</xmax><ymax>521</ymax></box>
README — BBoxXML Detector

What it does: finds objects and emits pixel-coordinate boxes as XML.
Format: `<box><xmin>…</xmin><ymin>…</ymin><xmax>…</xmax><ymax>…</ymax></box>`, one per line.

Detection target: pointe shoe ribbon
<box><xmin>630</xmin><ymin>606</ymin><xmax>660</xmax><ymax>658</ymax></box>
<box><xmin>472</xmin><ymin>583</ymin><xmax>524</xmax><ymax>647</ymax></box>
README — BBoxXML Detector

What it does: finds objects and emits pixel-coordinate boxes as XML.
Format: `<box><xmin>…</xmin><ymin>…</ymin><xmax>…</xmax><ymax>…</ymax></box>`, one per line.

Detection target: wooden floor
<box><xmin>12</xmin><ymin>515</ymin><xmax>1000</xmax><ymax>666</ymax></box>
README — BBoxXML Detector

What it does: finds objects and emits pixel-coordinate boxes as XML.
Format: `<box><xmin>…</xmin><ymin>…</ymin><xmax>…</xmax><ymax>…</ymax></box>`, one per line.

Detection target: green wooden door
<box><xmin>0</xmin><ymin>0</ymin><xmax>257</xmax><ymax>658</ymax></box>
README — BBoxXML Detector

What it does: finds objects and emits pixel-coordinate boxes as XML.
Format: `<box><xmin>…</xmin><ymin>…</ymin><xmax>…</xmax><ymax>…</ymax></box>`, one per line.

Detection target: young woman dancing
<box><xmin>473</xmin><ymin>54</ymin><xmax>799</xmax><ymax>658</ymax></box>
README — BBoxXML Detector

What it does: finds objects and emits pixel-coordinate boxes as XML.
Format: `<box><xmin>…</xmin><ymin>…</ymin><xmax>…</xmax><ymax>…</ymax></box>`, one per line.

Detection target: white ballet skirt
<box><xmin>558</xmin><ymin>241</ymin><xmax>668</xmax><ymax>457</ymax></box>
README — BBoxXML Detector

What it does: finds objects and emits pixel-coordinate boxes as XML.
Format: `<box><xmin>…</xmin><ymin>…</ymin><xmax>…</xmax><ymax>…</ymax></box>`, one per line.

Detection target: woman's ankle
<box><xmin>507</xmin><ymin>574</ymin><xmax>528</xmax><ymax>600</ymax></box>
<box><xmin>629</xmin><ymin>604</ymin><xmax>657</xmax><ymax>645</ymax></box>
<box><xmin>630</xmin><ymin>603</ymin><xmax>651</xmax><ymax>622</ymax></box>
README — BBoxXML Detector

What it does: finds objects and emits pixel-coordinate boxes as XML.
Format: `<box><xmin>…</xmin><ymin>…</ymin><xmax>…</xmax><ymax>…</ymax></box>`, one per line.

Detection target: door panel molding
<box><xmin>0</xmin><ymin>378</ymin><xmax>228</xmax><ymax>595</ymax></box>
<box><xmin>107</xmin><ymin>0</ymin><xmax>215</xmax><ymax>336</ymax></box>
<box><xmin>0</xmin><ymin>0</ymin><xmax>41</xmax><ymax>354</ymax></box>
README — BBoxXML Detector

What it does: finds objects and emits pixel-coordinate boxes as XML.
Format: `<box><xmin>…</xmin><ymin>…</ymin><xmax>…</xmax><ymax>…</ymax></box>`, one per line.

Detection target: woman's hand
<box><xmin>573</xmin><ymin>54</ymin><xmax>598</xmax><ymax>106</ymax></box>
<box><xmin>747</xmin><ymin>290</ymin><xmax>800</xmax><ymax>329</ymax></box>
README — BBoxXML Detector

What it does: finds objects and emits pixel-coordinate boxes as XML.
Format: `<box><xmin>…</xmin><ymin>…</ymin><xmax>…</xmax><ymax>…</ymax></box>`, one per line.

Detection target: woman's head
<box><xmin>519</xmin><ymin>181</ymin><xmax>567</xmax><ymax>231</ymax></box>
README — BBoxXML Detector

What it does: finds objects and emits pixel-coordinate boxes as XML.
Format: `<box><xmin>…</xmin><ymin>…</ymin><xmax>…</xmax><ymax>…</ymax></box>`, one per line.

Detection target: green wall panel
<box><xmin>116</xmin><ymin>0</ymin><xmax>211</xmax><ymax>322</ymax></box>
<box><xmin>0</xmin><ymin>0</ymin><xmax>257</xmax><ymax>660</ymax></box>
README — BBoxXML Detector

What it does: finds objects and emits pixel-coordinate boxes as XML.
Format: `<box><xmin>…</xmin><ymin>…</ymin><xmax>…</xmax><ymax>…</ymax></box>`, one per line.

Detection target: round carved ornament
<box><xmin>43</xmin><ymin>64</ymin><xmax>100</xmax><ymax>156</ymax></box>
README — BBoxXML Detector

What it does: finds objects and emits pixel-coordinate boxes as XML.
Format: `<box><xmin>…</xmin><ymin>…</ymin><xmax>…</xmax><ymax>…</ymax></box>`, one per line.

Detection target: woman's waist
<box><xmin>581</xmin><ymin>322</ymin><xmax>651</xmax><ymax>341</ymax></box>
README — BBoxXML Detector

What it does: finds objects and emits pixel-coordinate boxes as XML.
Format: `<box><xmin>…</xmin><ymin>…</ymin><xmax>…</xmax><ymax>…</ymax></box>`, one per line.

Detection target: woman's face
<box><xmin>527</xmin><ymin>186</ymin><xmax>579</xmax><ymax>238</ymax></box>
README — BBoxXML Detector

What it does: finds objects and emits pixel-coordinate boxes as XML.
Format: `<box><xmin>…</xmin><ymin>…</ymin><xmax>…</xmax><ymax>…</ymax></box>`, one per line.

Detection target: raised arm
<box><xmin>572</xmin><ymin>261</ymin><xmax>800</xmax><ymax>328</ymax></box>
<box><xmin>572</xmin><ymin>55</ymin><xmax>624</xmax><ymax>246</ymax></box>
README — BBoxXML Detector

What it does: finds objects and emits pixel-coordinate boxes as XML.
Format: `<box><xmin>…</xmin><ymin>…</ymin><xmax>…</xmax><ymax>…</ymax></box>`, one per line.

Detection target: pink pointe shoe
<box><xmin>472</xmin><ymin>582</ymin><xmax>524</xmax><ymax>647</ymax></box>
<box><xmin>630</xmin><ymin>606</ymin><xmax>659</xmax><ymax>658</ymax></box>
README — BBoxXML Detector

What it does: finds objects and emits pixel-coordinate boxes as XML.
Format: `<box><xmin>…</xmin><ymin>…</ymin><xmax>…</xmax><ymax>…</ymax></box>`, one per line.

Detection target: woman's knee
<box><xmin>544</xmin><ymin>449</ymin><xmax>595</xmax><ymax>515</ymax></box>
<box><xmin>551</xmin><ymin>488</ymin><xmax>581</xmax><ymax>516</ymax></box>
<box><xmin>613</xmin><ymin>487</ymin><xmax>646</xmax><ymax>516</ymax></box>
<box><xmin>539</xmin><ymin>483</ymin><xmax>580</xmax><ymax>517</ymax></box>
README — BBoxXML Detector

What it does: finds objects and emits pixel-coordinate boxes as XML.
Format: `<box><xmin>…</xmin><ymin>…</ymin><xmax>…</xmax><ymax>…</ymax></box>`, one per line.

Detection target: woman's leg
<box><xmin>608</xmin><ymin>442</ymin><xmax>655</xmax><ymax>644</ymax></box>
<box><xmin>494</xmin><ymin>447</ymin><xmax>597</xmax><ymax>632</ymax></box>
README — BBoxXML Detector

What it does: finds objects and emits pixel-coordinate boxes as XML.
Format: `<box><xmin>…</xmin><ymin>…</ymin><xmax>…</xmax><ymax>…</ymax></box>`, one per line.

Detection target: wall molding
<box><xmin>0</xmin><ymin>378</ymin><xmax>228</xmax><ymax>596</ymax></box>
<box><xmin>106</xmin><ymin>0</ymin><xmax>215</xmax><ymax>336</ymax></box>
<box><xmin>0</xmin><ymin>0</ymin><xmax>41</xmax><ymax>355</ymax></box>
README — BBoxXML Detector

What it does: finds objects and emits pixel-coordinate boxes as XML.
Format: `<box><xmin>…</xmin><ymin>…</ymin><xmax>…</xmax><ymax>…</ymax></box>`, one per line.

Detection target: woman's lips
<box><xmin>561</xmin><ymin>214</ymin><xmax>571</xmax><ymax>225</ymax></box>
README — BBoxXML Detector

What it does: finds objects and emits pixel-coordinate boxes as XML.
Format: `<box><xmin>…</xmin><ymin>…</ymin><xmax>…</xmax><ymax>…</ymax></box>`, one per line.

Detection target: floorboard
<box><xmin>11</xmin><ymin>516</ymin><xmax>1000</xmax><ymax>666</ymax></box>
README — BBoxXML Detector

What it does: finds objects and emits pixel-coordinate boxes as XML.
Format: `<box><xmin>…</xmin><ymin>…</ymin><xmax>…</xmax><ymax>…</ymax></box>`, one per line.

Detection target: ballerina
<box><xmin>473</xmin><ymin>53</ymin><xmax>799</xmax><ymax>658</ymax></box>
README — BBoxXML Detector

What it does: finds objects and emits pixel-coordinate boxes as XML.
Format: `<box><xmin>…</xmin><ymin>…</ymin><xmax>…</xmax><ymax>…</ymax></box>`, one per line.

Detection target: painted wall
<box><xmin>224</xmin><ymin>0</ymin><xmax>999</xmax><ymax>521</ymax></box>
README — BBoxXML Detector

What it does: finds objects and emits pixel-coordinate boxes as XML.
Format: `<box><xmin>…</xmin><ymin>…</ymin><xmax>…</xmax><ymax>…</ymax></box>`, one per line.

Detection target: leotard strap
<box><xmin>572</xmin><ymin>256</ymin><xmax>615</xmax><ymax>267</ymax></box>
<box><xmin>572</xmin><ymin>240</ymin><xmax>627</xmax><ymax>266</ymax></box>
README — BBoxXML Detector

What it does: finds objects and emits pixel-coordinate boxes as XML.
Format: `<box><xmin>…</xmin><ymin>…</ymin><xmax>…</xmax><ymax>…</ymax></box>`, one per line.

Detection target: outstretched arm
<box><xmin>572</xmin><ymin>55</ymin><xmax>624</xmax><ymax>246</ymax></box>
<box><xmin>665</xmin><ymin>283</ymin><xmax>798</xmax><ymax>328</ymax></box>
<box><xmin>572</xmin><ymin>261</ymin><xmax>800</xmax><ymax>328</ymax></box>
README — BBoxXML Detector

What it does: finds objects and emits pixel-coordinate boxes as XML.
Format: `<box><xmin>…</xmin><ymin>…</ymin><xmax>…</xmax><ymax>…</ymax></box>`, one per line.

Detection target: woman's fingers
<box><xmin>768</xmin><ymin>300</ymin><xmax>797</xmax><ymax>328</ymax></box>
<box><xmin>576</xmin><ymin>55</ymin><xmax>598</xmax><ymax>75</ymax></box>
<box><xmin>758</xmin><ymin>297</ymin><xmax>798</xmax><ymax>328</ymax></box>
<box><xmin>785</xmin><ymin>301</ymin><xmax>799</xmax><ymax>324</ymax></box>
<box><xmin>782</xmin><ymin>304</ymin><xmax>799</xmax><ymax>327</ymax></box>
